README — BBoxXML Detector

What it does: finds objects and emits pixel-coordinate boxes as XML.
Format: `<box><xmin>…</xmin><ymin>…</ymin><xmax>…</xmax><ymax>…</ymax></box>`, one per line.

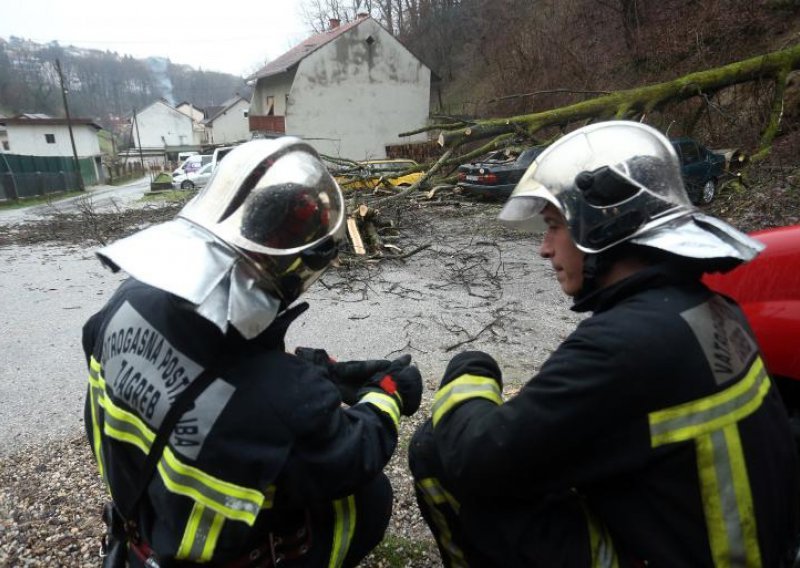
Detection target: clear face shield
<box><xmin>179</xmin><ymin>138</ymin><xmax>345</xmax><ymax>305</ymax></box>
<box><xmin>498</xmin><ymin>121</ymin><xmax>693</xmax><ymax>253</ymax></box>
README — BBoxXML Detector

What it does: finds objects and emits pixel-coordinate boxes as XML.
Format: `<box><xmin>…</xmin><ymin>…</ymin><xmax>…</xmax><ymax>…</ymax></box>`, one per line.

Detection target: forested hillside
<box><xmin>0</xmin><ymin>37</ymin><xmax>249</xmax><ymax>131</ymax></box>
<box><xmin>370</xmin><ymin>0</ymin><xmax>800</xmax><ymax>156</ymax></box>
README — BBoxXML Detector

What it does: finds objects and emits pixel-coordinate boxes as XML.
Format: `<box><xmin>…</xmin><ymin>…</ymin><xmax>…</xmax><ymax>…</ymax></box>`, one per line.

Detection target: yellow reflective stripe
<box><xmin>649</xmin><ymin>358</ymin><xmax>769</xmax><ymax>446</ymax></box>
<box><xmin>177</xmin><ymin>502</ymin><xmax>225</xmax><ymax>562</ymax></box>
<box><xmin>87</xmin><ymin>359</ymin><xmax>106</xmax><ymax>483</ymax></box>
<box><xmin>650</xmin><ymin>358</ymin><xmax>766</xmax><ymax>566</ymax></box>
<box><xmin>418</xmin><ymin>477</ymin><xmax>461</xmax><ymax>513</ymax></box>
<box><xmin>724</xmin><ymin>425</ymin><xmax>761</xmax><ymax>567</ymax></box>
<box><xmin>416</xmin><ymin>478</ymin><xmax>467</xmax><ymax>567</ymax></box>
<box><xmin>432</xmin><ymin>374</ymin><xmax>502</xmax><ymax>426</ymax></box>
<box><xmin>697</xmin><ymin>426</ymin><xmax>762</xmax><ymax>567</ymax></box>
<box><xmin>328</xmin><ymin>495</ymin><xmax>356</xmax><ymax>568</ymax></box>
<box><xmin>358</xmin><ymin>391</ymin><xmax>400</xmax><ymax>429</ymax></box>
<box><xmin>158</xmin><ymin>446</ymin><xmax>264</xmax><ymax>525</ymax></box>
<box><xmin>582</xmin><ymin>502</ymin><xmax>619</xmax><ymax>568</ymax></box>
<box><xmin>99</xmin><ymin>386</ymin><xmax>156</xmax><ymax>455</ymax></box>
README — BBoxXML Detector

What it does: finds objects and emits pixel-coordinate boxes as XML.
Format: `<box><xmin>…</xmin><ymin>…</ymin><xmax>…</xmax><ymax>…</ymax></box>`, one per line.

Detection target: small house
<box><xmin>247</xmin><ymin>15</ymin><xmax>434</xmax><ymax>160</ymax></box>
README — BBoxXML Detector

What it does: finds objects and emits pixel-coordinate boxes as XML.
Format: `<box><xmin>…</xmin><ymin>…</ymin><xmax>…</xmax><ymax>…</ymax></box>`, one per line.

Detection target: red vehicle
<box><xmin>704</xmin><ymin>225</ymin><xmax>800</xmax><ymax>419</ymax></box>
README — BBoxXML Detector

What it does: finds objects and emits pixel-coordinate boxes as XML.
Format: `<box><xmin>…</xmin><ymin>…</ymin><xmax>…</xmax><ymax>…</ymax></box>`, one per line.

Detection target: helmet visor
<box><xmin>237</xmin><ymin>151</ymin><xmax>344</xmax><ymax>254</ymax></box>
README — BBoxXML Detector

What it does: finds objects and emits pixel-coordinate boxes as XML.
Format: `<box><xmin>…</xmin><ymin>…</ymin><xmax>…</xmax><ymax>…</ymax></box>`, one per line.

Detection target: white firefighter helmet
<box><xmin>179</xmin><ymin>137</ymin><xmax>345</xmax><ymax>305</ymax></box>
<box><xmin>498</xmin><ymin>120</ymin><xmax>762</xmax><ymax>263</ymax></box>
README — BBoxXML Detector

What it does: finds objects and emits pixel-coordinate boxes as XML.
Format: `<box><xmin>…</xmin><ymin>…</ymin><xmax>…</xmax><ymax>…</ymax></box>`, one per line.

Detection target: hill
<box><xmin>0</xmin><ymin>36</ymin><xmax>250</xmax><ymax>131</ymax></box>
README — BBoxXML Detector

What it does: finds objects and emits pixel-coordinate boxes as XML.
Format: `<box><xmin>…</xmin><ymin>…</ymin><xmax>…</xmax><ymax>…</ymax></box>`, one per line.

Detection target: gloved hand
<box><xmin>295</xmin><ymin>347</ymin><xmax>391</xmax><ymax>406</ymax></box>
<box><xmin>358</xmin><ymin>354</ymin><xmax>423</xmax><ymax>416</ymax></box>
<box><xmin>440</xmin><ymin>350</ymin><xmax>502</xmax><ymax>388</ymax></box>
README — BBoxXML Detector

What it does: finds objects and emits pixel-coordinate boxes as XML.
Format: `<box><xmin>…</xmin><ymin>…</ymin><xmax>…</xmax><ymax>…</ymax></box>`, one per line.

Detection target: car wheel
<box><xmin>699</xmin><ymin>179</ymin><xmax>716</xmax><ymax>205</ymax></box>
<box><xmin>181</xmin><ymin>180</ymin><xmax>195</xmax><ymax>190</ymax></box>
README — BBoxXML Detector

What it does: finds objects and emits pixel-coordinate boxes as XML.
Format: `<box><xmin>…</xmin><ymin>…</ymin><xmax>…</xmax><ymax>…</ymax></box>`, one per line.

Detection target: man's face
<box><xmin>539</xmin><ymin>204</ymin><xmax>585</xmax><ymax>297</ymax></box>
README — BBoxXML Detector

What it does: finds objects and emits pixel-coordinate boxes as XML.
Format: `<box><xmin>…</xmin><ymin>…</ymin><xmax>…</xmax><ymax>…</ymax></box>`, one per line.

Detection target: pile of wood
<box><xmin>343</xmin><ymin>203</ymin><xmax>402</xmax><ymax>258</ymax></box>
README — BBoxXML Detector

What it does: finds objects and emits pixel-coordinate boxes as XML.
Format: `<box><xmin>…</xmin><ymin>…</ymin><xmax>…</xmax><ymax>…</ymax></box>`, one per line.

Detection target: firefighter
<box><xmin>83</xmin><ymin>138</ymin><xmax>423</xmax><ymax>567</ymax></box>
<box><xmin>409</xmin><ymin>121</ymin><xmax>800</xmax><ymax>567</ymax></box>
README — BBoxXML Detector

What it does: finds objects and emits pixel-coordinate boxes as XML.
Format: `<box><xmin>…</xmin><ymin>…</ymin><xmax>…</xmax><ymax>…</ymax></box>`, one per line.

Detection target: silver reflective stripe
<box><xmin>649</xmin><ymin>358</ymin><xmax>769</xmax><ymax>447</ymax></box>
<box><xmin>649</xmin><ymin>358</ymin><xmax>765</xmax><ymax>565</ymax></box>
<box><xmin>157</xmin><ymin>447</ymin><xmax>263</xmax><ymax>525</ymax></box>
<box><xmin>708</xmin><ymin>428</ymin><xmax>746</xmax><ymax>564</ymax></box>
<box><xmin>177</xmin><ymin>502</ymin><xmax>224</xmax><ymax>562</ymax></box>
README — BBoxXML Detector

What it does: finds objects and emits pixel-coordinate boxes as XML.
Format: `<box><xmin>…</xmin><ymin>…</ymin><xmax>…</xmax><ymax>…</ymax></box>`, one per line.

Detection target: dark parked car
<box><xmin>670</xmin><ymin>137</ymin><xmax>726</xmax><ymax>205</ymax></box>
<box><xmin>457</xmin><ymin>146</ymin><xmax>544</xmax><ymax>199</ymax></box>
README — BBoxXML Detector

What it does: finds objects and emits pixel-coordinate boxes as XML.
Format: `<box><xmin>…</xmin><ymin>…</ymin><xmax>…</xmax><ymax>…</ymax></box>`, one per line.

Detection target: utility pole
<box><xmin>132</xmin><ymin>108</ymin><xmax>146</xmax><ymax>175</ymax></box>
<box><xmin>55</xmin><ymin>58</ymin><xmax>84</xmax><ymax>191</ymax></box>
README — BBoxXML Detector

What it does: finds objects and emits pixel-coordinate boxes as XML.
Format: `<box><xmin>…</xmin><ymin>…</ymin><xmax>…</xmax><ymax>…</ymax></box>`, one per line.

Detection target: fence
<box><xmin>0</xmin><ymin>153</ymin><xmax>97</xmax><ymax>201</ymax></box>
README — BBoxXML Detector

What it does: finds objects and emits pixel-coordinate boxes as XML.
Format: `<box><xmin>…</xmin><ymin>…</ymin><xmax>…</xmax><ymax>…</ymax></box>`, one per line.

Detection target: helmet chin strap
<box><xmin>576</xmin><ymin>252</ymin><xmax>600</xmax><ymax>302</ymax></box>
<box><xmin>576</xmin><ymin>244</ymin><xmax>636</xmax><ymax>302</ymax></box>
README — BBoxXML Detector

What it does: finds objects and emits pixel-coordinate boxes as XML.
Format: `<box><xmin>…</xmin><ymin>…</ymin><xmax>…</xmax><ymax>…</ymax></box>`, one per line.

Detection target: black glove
<box><xmin>441</xmin><ymin>350</ymin><xmax>502</xmax><ymax>388</ymax></box>
<box><xmin>358</xmin><ymin>354</ymin><xmax>423</xmax><ymax>416</ymax></box>
<box><xmin>295</xmin><ymin>347</ymin><xmax>391</xmax><ymax>406</ymax></box>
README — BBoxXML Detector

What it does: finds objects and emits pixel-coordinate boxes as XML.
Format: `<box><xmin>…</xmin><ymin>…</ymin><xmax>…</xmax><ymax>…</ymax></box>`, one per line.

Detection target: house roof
<box><xmin>203</xmin><ymin>95</ymin><xmax>249</xmax><ymax>125</ymax></box>
<box><xmin>248</xmin><ymin>16</ymin><xmax>368</xmax><ymax>81</ymax></box>
<box><xmin>1</xmin><ymin>115</ymin><xmax>103</xmax><ymax>130</ymax></box>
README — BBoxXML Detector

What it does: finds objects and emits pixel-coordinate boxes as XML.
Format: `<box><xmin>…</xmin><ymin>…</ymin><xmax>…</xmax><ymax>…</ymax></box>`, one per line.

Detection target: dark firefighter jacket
<box><xmin>431</xmin><ymin>264</ymin><xmax>800</xmax><ymax>566</ymax></box>
<box><xmin>82</xmin><ymin>278</ymin><xmax>401</xmax><ymax>564</ymax></box>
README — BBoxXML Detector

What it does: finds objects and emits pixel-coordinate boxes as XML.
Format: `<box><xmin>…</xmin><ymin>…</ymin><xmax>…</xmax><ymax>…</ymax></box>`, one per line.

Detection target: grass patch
<box><xmin>140</xmin><ymin>189</ymin><xmax>195</xmax><ymax>204</ymax></box>
<box><xmin>0</xmin><ymin>190</ymin><xmax>84</xmax><ymax>210</ymax></box>
<box><xmin>365</xmin><ymin>534</ymin><xmax>436</xmax><ymax>567</ymax></box>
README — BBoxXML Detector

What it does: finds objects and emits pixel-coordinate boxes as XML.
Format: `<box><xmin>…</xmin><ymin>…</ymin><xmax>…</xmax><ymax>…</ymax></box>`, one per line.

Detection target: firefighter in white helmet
<box><xmin>83</xmin><ymin>138</ymin><xmax>422</xmax><ymax>567</ymax></box>
<box><xmin>409</xmin><ymin>121</ymin><xmax>800</xmax><ymax>566</ymax></box>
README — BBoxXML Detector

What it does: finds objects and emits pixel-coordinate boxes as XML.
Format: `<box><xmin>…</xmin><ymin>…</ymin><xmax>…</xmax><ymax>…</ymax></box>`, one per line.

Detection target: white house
<box><xmin>0</xmin><ymin>114</ymin><xmax>104</xmax><ymax>183</ymax></box>
<box><xmin>132</xmin><ymin>99</ymin><xmax>200</xmax><ymax>157</ymax></box>
<box><xmin>247</xmin><ymin>15</ymin><xmax>434</xmax><ymax>160</ymax></box>
<box><xmin>0</xmin><ymin>114</ymin><xmax>102</xmax><ymax>157</ymax></box>
<box><xmin>203</xmin><ymin>95</ymin><xmax>250</xmax><ymax>145</ymax></box>
<box><xmin>176</xmin><ymin>102</ymin><xmax>205</xmax><ymax>123</ymax></box>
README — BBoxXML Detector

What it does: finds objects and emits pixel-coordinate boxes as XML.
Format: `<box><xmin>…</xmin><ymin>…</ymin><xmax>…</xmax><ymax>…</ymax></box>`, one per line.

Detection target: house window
<box><xmin>45</xmin><ymin>133</ymin><xmax>56</xmax><ymax>144</ymax></box>
<box><xmin>266</xmin><ymin>96</ymin><xmax>275</xmax><ymax>116</ymax></box>
<box><xmin>243</xmin><ymin>110</ymin><xmax>249</xmax><ymax>118</ymax></box>
<box><xmin>365</xmin><ymin>35</ymin><xmax>375</xmax><ymax>46</ymax></box>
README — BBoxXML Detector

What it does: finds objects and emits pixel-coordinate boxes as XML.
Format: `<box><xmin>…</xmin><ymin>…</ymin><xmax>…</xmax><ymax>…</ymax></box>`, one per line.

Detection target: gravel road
<box><xmin>0</xmin><ymin>195</ymin><xmax>582</xmax><ymax>566</ymax></box>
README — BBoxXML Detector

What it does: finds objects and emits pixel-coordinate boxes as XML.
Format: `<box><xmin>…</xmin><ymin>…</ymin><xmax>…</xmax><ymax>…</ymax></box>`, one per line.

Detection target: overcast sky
<box><xmin>0</xmin><ymin>0</ymin><xmax>312</xmax><ymax>76</ymax></box>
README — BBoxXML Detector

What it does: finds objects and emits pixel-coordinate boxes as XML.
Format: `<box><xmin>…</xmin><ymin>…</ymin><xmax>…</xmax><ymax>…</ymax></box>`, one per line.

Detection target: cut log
<box><xmin>346</xmin><ymin>217</ymin><xmax>366</xmax><ymax>255</ymax></box>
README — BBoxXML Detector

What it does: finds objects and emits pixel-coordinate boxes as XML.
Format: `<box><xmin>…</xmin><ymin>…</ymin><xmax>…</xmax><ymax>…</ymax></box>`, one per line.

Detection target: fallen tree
<box><xmin>337</xmin><ymin>44</ymin><xmax>800</xmax><ymax>256</ymax></box>
<box><xmin>362</xmin><ymin>43</ymin><xmax>800</xmax><ymax>195</ymax></box>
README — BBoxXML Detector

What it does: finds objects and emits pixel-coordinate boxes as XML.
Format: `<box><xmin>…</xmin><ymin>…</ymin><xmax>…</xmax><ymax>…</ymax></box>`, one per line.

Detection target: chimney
<box><xmin>329</xmin><ymin>18</ymin><xmax>340</xmax><ymax>30</ymax></box>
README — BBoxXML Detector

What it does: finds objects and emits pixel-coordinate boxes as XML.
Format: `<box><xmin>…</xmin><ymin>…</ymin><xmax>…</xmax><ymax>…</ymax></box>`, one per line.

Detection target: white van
<box><xmin>173</xmin><ymin>154</ymin><xmax>212</xmax><ymax>176</ymax></box>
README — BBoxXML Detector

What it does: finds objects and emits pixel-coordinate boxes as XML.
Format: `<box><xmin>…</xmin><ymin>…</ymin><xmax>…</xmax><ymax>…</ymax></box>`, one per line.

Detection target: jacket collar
<box><xmin>571</xmin><ymin>262</ymin><xmax>701</xmax><ymax>314</ymax></box>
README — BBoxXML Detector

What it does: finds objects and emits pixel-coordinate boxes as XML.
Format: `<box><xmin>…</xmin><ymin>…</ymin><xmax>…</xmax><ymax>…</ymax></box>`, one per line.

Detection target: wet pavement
<box><xmin>0</xmin><ymin>198</ymin><xmax>582</xmax><ymax>455</ymax></box>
